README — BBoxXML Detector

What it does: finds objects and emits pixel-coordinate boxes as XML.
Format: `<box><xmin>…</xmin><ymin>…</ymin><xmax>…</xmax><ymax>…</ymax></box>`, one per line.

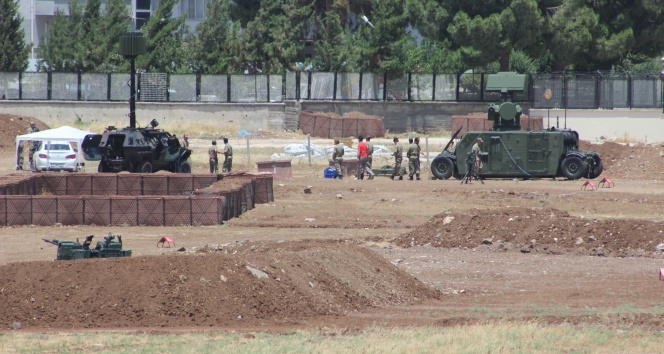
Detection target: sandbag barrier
<box><xmin>0</xmin><ymin>173</ymin><xmax>273</xmax><ymax>226</ymax></box>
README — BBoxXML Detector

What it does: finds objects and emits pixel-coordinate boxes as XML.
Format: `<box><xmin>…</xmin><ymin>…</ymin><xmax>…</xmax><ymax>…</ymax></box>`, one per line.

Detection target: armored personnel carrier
<box><xmin>82</xmin><ymin>119</ymin><xmax>191</xmax><ymax>173</ymax></box>
<box><xmin>431</xmin><ymin>72</ymin><xmax>603</xmax><ymax>180</ymax></box>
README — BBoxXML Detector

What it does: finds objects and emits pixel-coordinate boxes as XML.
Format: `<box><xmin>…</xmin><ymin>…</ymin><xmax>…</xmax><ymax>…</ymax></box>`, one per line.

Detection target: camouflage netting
<box><xmin>300</xmin><ymin>110</ymin><xmax>384</xmax><ymax>138</ymax></box>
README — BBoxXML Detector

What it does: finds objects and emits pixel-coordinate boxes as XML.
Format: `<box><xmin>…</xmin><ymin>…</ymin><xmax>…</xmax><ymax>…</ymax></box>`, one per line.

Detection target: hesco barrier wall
<box><xmin>0</xmin><ymin>173</ymin><xmax>274</xmax><ymax>226</ymax></box>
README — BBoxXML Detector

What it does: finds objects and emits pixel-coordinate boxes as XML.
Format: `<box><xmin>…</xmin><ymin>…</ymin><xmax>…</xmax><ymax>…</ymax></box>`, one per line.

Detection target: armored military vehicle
<box><xmin>431</xmin><ymin>72</ymin><xmax>603</xmax><ymax>180</ymax></box>
<box><xmin>43</xmin><ymin>233</ymin><xmax>132</xmax><ymax>260</ymax></box>
<box><xmin>82</xmin><ymin>119</ymin><xmax>192</xmax><ymax>173</ymax></box>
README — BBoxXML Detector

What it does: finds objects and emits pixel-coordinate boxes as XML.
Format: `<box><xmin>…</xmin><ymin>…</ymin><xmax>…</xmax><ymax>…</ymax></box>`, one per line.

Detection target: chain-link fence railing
<box><xmin>2</xmin><ymin>71</ymin><xmax>662</xmax><ymax>109</ymax></box>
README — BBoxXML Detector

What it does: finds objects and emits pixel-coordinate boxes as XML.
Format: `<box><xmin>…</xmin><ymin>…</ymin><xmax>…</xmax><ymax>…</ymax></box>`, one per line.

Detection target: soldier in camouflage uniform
<box><xmin>407</xmin><ymin>137</ymin><xmax>421</xmax><ymax>180</ymax></box>
<box><xmin>222</xmin><ymin>137</ymin><xmax>233</xmax><ymax>172</ymax></box>
<box><xmin>208</xmin><ymin>140</ymin><xmax>219</xmax><ymax>173</ymax></box>
<box><xmin>390</xmin><ymin>137</ymin><xmax>403</xmax><ymax>180</ymax></box>
<box><xmin>366</xmin><ymin>136</ymin><xmax>374</xmax><ymax>170</ymax></box>
<box><xmin>25</xmin><ymin>122</ymin><xmax>39</xmax><ymax>171</ymax></box>
<box><xmin>332</xmin><ymin>139</ymin><xmax>344</xmax><ymax>179</ymax></box>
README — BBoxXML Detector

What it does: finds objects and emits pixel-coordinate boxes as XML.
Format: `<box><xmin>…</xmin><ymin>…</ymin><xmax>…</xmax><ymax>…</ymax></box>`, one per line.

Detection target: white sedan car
<box><xmin>31</xmin><ymin>141</ymin><xmax>80</xmax><ymax>172</ymax></box>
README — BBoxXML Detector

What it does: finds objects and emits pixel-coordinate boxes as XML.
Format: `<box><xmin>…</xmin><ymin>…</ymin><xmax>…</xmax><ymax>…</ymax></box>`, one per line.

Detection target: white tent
<box><xmin>15</xmin><ymin>126</ymin><xmax>92</xmax><ymax>171</ymax></box>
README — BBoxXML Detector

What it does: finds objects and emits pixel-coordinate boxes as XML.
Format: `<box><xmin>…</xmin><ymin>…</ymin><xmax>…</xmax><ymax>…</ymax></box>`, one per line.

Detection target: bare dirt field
<box><xmin>2</xmin><ymin>114</ymin><xmax>664</xmax><ymax>334</ymax></box>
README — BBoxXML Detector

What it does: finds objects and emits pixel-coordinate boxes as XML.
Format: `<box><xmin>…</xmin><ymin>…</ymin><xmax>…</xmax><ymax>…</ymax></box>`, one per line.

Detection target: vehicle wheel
<box><xmin>98</xmin><ymin>161</ymin><xmax>109</xmax><ymax>173</ymax></box>
<box><xmin>431</xmin><ymin>156</ymin><xmax>454</xmax><ymax>180</ymax></box>
<box><xmin>137</xmin><ymin>161</ymin><xmax>153</xmax><ymax>173</ymax></box>
<box><xmin>178</xmin><ymin>161</ymin><xmax>192</xmax><ymax>173</ymax></box>
<box><xmin>587</xmin><ymin>160</ymin><xmax>603</xmax><ymax>179</ymax></box>
<box><xmin>560</xmin><ymin>155</ymin><xmax>588</xmax><ymax>180</ymax></box>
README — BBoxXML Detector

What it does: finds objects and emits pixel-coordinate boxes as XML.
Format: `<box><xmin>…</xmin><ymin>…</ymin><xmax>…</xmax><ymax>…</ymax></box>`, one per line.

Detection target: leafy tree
<box><xmin>37</xmin><ymin>7</ymin><xmax>78</xmax><ymax>71</ymax></box>
<box><xmin>191</xmin><ymin>0</ymin><xmax>238</xmax><ymax>74</ymax></box>
<box><xmin>363</xmin><ymin>0</ymin><xmax>414</xmax><ymax>76</ymax></box>
<box><xmin>96</xmin><ymin>0</ymin><xmax>130</xmax><ymax>73</ymax></box>
<box><xmin>403</xmin><ymin>0</ymin><xmax>548</xmax><ymax>72</ymax></box>
<box><xmin>310</xmin><ymin>1</ymin><xmax>354</xmax><ymax>72</ymax></box>
<box><xmin>243</xmin><ymin>0</ymin><xmax>313</xmax><ymax>74</ymax></box>
<box><xmin>508</xmin><ymin>49</ymin><xmax>538</xmax><ymax>73</ymax></box>
<box><xmin>136</xmin><ymin>0</ymin><xmax>191</xmax><ymax>73</ymax></box>
<box><xmin>228</xmin><ymin>0</ymin><xmax>260</xmax><ymax>27</ymax></box>
<box><xmin>0</xmin><ymin>0</ymin><xmax>31</xmax><ymax>71</ymax></box>
<box><xmin>78</xmin><ymin>0</ymin><xmax>102</xmax><ymax>71</ymax></box>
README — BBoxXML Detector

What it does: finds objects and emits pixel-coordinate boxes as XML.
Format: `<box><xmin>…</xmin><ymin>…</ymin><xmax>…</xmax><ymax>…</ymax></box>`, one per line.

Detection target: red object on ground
<box><xmin>599</xmin><ymin>177</ymin><xmax>614</xmax><ymax>188</ymax></box>
<box><xmin>157</xmin><ymin>236</ymin><xmax>175</xmax><ymax>248</ymax></box>
<box><xmin>581</xmin><ymin>180</ymin><xmax>596</xmax><ymax>191</ymax></box>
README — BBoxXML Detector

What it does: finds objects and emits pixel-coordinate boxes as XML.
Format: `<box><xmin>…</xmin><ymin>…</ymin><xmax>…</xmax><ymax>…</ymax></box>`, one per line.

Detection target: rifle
<box><xmin>442</xmin><ymin>126</ymin><xmax>463</xmax><ymax>153</ymax></box>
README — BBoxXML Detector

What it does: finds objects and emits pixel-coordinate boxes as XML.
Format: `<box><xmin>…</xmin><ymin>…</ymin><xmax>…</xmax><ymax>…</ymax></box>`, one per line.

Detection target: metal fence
<box><xmin>0</xmin><ymin>71</ymin><xmax>661</xmax><ymax>109</ymax></box>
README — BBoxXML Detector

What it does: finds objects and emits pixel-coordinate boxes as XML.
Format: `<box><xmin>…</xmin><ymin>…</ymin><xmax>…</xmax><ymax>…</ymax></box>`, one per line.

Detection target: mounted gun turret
<box><xmin>486</xmin><ymin>72</ymin><xmax>526</xmax><ymax>131</ymax></box>
<box><xmin>430</xmin><ymin>72</ymin><xmax>603</xmax><ymax>180</ymax></box>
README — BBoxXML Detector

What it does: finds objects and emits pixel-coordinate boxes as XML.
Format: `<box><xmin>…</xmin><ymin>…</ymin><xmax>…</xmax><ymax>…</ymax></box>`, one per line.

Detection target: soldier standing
<box><xmin>208</xmin><ymin>140</ymin><xmax>218</xmax><ymax>173</ymax></box>
<box><xmin>222</xmin><ymin>137</ymin><xmax>233</xmax><ymax>172</ymax></box>
<box><xmin>471</xmin><ymin>137</ymin><xmax>483</xmax><ymax>177</ymax></box>
<box><xmin>26</xmin><ymin>122</ymin><xmax>39</xmax><ymax>170</ymax></box>
<box><xmin>390</xmin><ymin>137</ymin><xmax>403</xmax><ymax>180</ymax></box>
<box><xmin>332</xmin><ymin>139</ymin><xmax>344</xmax><ymax>179</ymax></box>
<box><xmin>407</xmin><ymin>137</ymin><xmax>421</xmax><ymax>180</ymax></box>
<box><xmin>182</xmin><ymin>134</ymin><xmax>189</xmax><ymax>148</ymax></box>
<box><xmin>366</xmin><ymin>136</ymin><xmax>374</xmax><ymax>170</ymax></box>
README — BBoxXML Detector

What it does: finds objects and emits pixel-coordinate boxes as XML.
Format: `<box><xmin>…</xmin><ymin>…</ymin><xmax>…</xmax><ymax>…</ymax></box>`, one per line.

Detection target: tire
<box><xmin>137</xmin><ymin>161</ymin><xmax>153</xmax><ymax>174</ymax></box>
<box><xmin>98</xmin><ymin>161</ymin><xmax>110</xmax><ymax>173</ymax></box>
<box><xmin>178</xmin><ymin>161</ymin><xmax>192</xmax><ymax>173</ymax></box>
<box><xmin>431</xmin><ymin>156</ymin><xmax>454</xmax><ymax>180</ymax></box>
<box><xmin>560</xmin><ymin>155</ymin><xmax>588</xmax><ymax>180</ymax></box>
<box><xmin>587</xmin><ymin>160</ymin><xmax>603</xmax><ymax>179</ymax></box>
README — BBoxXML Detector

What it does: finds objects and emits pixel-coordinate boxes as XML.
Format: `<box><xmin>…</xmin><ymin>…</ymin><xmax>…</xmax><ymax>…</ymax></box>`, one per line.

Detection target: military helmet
<box><xmin>211</xmin><ymin>140</ymin><xmax>217</xmax><ymax>145</ymax></box>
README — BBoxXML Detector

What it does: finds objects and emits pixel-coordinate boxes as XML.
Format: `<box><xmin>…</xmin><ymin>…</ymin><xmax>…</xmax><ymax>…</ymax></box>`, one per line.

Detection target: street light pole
<box><xmin>119</xmin><ymin>32</ymin><xmax>146</xmax><ymax>128</ymax></box>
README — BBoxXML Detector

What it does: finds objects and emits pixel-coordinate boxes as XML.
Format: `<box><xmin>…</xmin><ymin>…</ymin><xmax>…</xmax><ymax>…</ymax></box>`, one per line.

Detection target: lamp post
<box><xmin>119</xmin><ymin>32</ymin><xmax>146</xmax><ymax>128</ymax></box>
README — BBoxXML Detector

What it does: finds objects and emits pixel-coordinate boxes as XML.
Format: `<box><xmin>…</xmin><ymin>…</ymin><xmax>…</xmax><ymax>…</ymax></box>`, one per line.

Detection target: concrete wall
<box><xmin>530</xmin><ymin>109</ymin><xmax>664</xmax><ymax>143</ymax></box>
<box><xmin>0</xmin><ymin>100</ymin><xmax>287</xmax><ymax>131</ymax></box>
<box><xmin>4</xmin><ymin>100</ymin><xmax>662</xmax><ymax>143</ymax></box>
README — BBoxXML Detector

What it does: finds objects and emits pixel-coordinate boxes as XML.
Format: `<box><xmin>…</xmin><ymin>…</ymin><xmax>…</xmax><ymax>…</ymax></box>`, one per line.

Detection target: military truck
<box><xmin>82</xmin><ymin>119</ymin><xmax>191</xmax><ymax>173</ymax></box>
<box><xmin>431</xmin><ymin>72</ymin><xmax>603</xmax><ymax>180</ymax></box>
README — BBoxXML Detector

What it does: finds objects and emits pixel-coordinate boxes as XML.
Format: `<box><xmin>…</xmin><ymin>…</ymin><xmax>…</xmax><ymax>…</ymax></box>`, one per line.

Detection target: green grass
<box><xmin>3</xmin><ymin>323</ymin><xmax>664</xmax><ymax>353</ymax></box>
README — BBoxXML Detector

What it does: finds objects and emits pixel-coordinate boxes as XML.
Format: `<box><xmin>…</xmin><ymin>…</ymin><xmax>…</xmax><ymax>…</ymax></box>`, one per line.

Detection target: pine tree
<box><xmin>243</xmin><ymin>0</ymin><xmax>313</xmax><ymax>74</ymax></box>
<box><xmin>37</xmin><ymin>9</ymin><xmax>78</xmax><ymax>72</ymax></box>
<box><xmin>96</xmin><ymin>0</ymin><xmax>130</xmax><ymax>72</ymax></box>
<box><xmin>79</xmin><ymin>0</ymin><xmax>103</xmax><ymax>71</ymax></box>
<box><xmin>311</xmin><ymin>1</ymin><xmax>352</xmax><ymax>72</ymax></box>
<box><xmin>191</xmin><ymin>0</ymin><xmax>238</xmax><ymax>74</ymax></box>
<box><xmin>0</xmin><ymin>0</ymin><xmax>31</xmax><ymax>71</ymax></box>
<box><xmin>136</xmin><ymin>0</ymin><xmax>190</xmax><ymax>73</ymax></box>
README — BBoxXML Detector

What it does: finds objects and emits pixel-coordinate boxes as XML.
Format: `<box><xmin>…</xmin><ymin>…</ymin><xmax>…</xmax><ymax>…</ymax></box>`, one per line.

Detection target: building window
<box><xmin>180</xmin><ymin>0</ymin><xmax>206</xmax><ymax>19</ymax></box>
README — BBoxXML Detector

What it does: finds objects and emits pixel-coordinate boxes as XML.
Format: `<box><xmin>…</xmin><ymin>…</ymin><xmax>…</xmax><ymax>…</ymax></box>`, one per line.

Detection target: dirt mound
<box><xmin>0</xmin><ymin>242</ymin><xmax>437</xmax><ymax>330</ymax></box>
<box><xmin>394</xmin><ymin>207</ymin><xmax>664</xmax><ymax>257</ymax></box>
<box><xmin>580</xmin><ymin>141</ymin><xmax>664</xmax><ymax>179</ymax></box>
<box><xmin>0</xmin><ymin>114</ymin><xmax>49</xmax><ymax>151</ymax></box>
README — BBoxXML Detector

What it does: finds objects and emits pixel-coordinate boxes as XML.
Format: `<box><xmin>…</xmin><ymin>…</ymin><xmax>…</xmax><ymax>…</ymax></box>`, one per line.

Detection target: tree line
<box><xmin>2</xmin><ymin>0</ymin><xmax>664</xmax><ymax>76</ymax></box>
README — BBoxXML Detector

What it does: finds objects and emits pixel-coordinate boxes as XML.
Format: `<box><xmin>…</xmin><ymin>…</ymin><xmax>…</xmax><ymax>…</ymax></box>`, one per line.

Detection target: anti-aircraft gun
<box><xmin>43</xmin><ymin>233</ymin><xmax>132</xmax><ymax>260</ymax></box>
<box><xmin>430</xmin><ymin>72</ymin><xmax>603</xmax><ymax>180</ymax></box>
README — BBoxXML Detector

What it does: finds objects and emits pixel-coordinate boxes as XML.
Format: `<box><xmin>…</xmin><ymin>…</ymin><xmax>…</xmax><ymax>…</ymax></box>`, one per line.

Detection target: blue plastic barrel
<box><xmin>324</xmin><ymin>167</ymin><xmax>336</xmax><ymax>178</ymax></box>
